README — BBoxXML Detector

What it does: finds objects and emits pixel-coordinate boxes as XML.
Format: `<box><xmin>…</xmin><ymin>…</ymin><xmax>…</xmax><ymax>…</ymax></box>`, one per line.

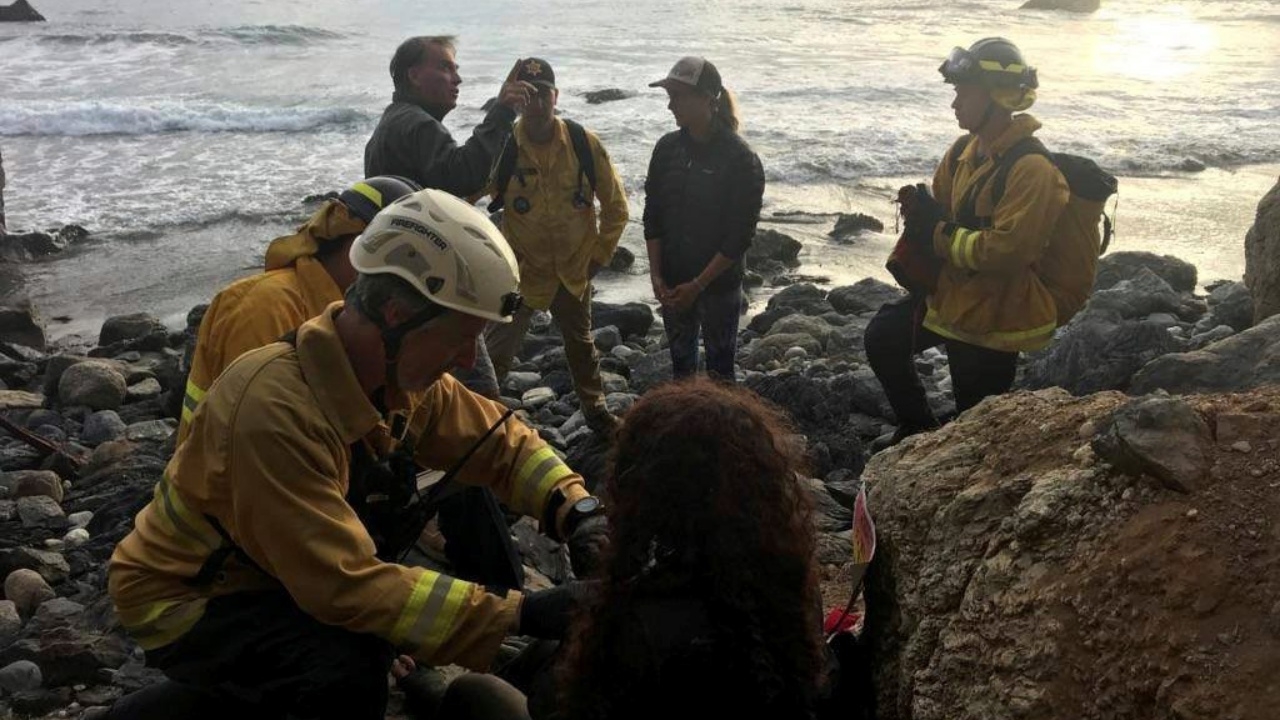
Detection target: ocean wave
<box><xmin>0</xmin><ymin>101</ymin><xmax>368</xmax><ymax>137</ymax></box>
<box><xmin>25</xmin><ymin>24</ymin><xmax>344</xmax><ymax>48</ymax></box>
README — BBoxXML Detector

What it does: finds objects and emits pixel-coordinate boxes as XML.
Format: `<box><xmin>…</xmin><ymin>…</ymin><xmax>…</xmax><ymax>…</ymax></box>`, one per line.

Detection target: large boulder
<box><xmin>1243</xmin><ymin>176</ymin><xmax>1280</xmax><ymax>323</ymax></box>
<box><xmin>57</xmin><ymin>361</ymin><xmax>127</xmax><ymax>411</ymax></box>
<box><xmin>96</xmin><ymin>312</ymin><xmax>166</xmax><ymax>349</ymax></box>
<box><xmin>1019</xmin><ymin>312</ymin><xmax>1184</xmax><ymax>394</ymax></box>
<box><xmin>863</xmin><ymin>386</ymin><xmax>1280</xmax><ymax>720</ymax></box>
<box><xmin>1130</xmin><ymin>313</ymin><xmax>1280</xmax><ymax>394</ymax></box>
<box><xmin>1205</xmin><ymin>280</ymin><xmax>1254</xmax><ymax>332</ymax></box>
<box><xmin>590</xmin><ymin>302</ymin><xmax>654</xmax><ymax>340</ymax></box>
<box><xmin>745</xmin><ymin>228</ymin><xmax>802</xmax><ymax>268</ymax></box>
<box><xmin>747</xmin><ymin>283</ymin><xmax>833</xmax><ymax>334</ymax></box>
<box><xmin>0</xmin><ymin>0</ymin><xmax>46</xmax><ymax>21</ymax></box>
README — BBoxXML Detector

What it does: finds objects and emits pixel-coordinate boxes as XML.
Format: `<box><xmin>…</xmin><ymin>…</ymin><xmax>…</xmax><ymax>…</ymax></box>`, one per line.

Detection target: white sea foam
<box><xmin>0</xmin><ymin>101</ymin><xmax>367</xmax><ymax>137</ymax></box>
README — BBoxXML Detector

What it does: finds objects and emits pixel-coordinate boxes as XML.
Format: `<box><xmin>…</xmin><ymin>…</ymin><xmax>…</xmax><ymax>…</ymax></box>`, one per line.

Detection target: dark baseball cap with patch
<box><xmin>516</xmin><ymin>57</ymin><xmax>556</xmax><ymax>89</ymax></box>
<box><xmin>649</xmin><ymin>56</ymin><xmax>722</xmax><ymax>96</ymax></box>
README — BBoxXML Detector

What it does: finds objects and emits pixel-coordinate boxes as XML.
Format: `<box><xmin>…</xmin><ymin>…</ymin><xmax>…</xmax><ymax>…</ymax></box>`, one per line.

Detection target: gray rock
<box><xmin>592</xmin><ymin>325</ymin><xmax>623</xmax><ymax>352</ymax></box>
<box><xmin>0</xmin><ymin>0</ymin><xmax>46</xmax><ymax>23</ymax></box>
<box><xmin>1094</xmin><ymin>394</ymin><xmax>1212</xmax><ymax>494</ymax></box>
<box><xmin>1244</xmin><ymin>176</ymin><xmax>1280</xmax><ymax>323</ymax></box>
<box><xmin>600</xmin><ymin>372</ymin><xmax>628</xmax><ymax>395</ymax></box>
<box><xmin>0</xmin><ymin>389</ymin><xmax>43</xmax><ymax>411</ymax></box>
<box><xmin>0</xmin><ymin>547</ymin><xmax>70</xmax><ymax>586</ymax></box>
<box><xmin>521</xmin><ymin>387</ymin><xmax>557</xmax><ymax>409</ymax></box>
<box><xmin>606</xmin><ymin>246</ymin><xmax>635</xmax><ymax>274</ymax></box>
<box><xmin>747</xmin><ymin>283</ymin><xmax>833</xmax><ymax>334</ymax></box>
<box><xmin>22</xmin><ymin>409</ymin><xmax>61</xmax><ymax>430</ymax></box>
<box><xmin>1094</xmin><ymin>251</ymin><xmax>1197</xmax><ymax>293</ymax></box>
<box><xmin>1019</xmin><ymin>313</ymin><xmax>1184</xmax><ymax>394</ymax></box>
<box><xmin>583</xmin><ymin>88</ymin><xmax>635</xmax><ymax>104</ymax></box>
<box><xmin>828</xmin><ymin>278</ymin><xmax>903</xmax><ymax>316</ymax></box>
<box><xmin>591</xmin><ymin>302</ymin><xmax>654</xmax><ymax>340</ymax></box>
<box><xmin>0</xmin><ymin>499</ymin><xmax>14</xmax><ymax>520</ymax></box>
<box><xmin>62</xmin><ymin>527</ymin><xmax>90</xmax><ymax>548</ymax></box>
<box><xmin>17</xmin><ymin>495</ymin><xmax>64</xmax><ymax>530</ymax></box>
<box><xmin>125</xmin><ymin>419</ymin><xmax>176</xmax><ymax>442</ymax></box>
<box><xmin>80</xmin><ymin>410</ymin><xmax>127</xmax><ymax>446</ymax></box>
<box><xmin>0</xmin><ymin>600</ymin><xmax>20</xmax><ymax>647</ymax></box>
<box><xmin>3</xmin><ymin>569</ymin><xmax>55</xmax><ymax>617</ymax></box>
<box><xmin>500</xmin><ymin>372</ymin><xmax>543</xmax><ymax>397</ymax></box>
<box><xmin>742</xmin><ymin>333</ymin><xmax>822</xmax><ymax>369</ymax></box>
<box><xmin>98</xmin><ymin>312</ymin><xmax>165</xmax><ymax>348</ymax></box>
<box><xmin>1130</xmin><ymin>314</ymin><xmax>1280</xmax><ymax>394</ymax></box>
<box><xmin>58</xmin><ymin>362</ymin><xmax>126</xmax><ymax>411</ymax></box>
<box><xmin>6</xmin><ymin>470</ymin><xmax>63</xmax><ymax>503</ymax></box>
<box><xmin>768</xmin><ymin>314</ymin><xmax>835</xmax><ymax>348</ymax></box>
<box><xmin>627</xmin><ymin>350</ymin><xmax>673</xmax><ymax>394</ymax></box>
<box><xmin>1206</xmin><ymin>281</ymin><xmax>1254</xmax><ymax>332</ymax></box>
<box><xmin>829</xmin><ymin>212</ymin><xmax>885</xmax><ymax>241</ymax></box>
<box><xmin>125</xmin><ymin>377</ymin><xmax>163</xmax><ymax>401</ymax></box>
<box><xmin>0</xmin><ymin>660</ymin><xmax>42</xmax><ymax>693</ymax></box>
<box><xmin>1088</xmin><ymin>268</ymin><xmax>1184</xmax><ymax>319</ymax></box>
<box><xmin>746</xmin><ymin>229</ymin><xmax>802</xmax><ymax>268</ymax></box>
<box><xmin>30</xmin><ymin>598</ymin><xmax>85</xmax><ymax>631</ymax></box>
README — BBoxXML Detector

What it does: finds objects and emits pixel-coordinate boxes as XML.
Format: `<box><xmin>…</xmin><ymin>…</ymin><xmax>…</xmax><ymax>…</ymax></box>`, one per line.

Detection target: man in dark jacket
<box><xmin>364</xmin><ymin>36</ymin><xmax>534</xmax><ymax>196</ymax></box>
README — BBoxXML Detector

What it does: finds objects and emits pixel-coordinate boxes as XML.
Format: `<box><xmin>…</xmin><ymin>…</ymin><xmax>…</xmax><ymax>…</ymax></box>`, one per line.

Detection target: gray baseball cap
<box><xmin>649</xmin><ymin>56</ymin><xmax>723</xmax><ymax>96</ymax></box>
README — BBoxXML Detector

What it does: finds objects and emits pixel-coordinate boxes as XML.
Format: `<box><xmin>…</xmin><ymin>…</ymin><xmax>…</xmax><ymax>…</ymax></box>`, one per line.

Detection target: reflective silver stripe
<box><xmin>392</xmin><ymin>570</ymin><xmax>468</xmax><ymax>655</ymax></box>
<box><xmin>156</xmin><ymin>474</ymin><xmax>217</xmax><ymax>552</ymax></box>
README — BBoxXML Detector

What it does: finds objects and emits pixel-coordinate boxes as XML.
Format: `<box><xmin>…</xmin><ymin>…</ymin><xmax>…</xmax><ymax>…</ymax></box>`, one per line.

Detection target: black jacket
<box><xmin>363</xmin><ymin>91</ymin><xmax>515</xmax><ymax>197</ymax></box>
<box><xmin>642</xmin><ymin>128</ymin><xmax>765</xmax><ymax>293</ymax></box>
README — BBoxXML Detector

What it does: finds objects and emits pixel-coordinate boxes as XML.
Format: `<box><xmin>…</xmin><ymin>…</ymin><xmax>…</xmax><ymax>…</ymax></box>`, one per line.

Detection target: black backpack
<box><xmin>946</xmin><ymin>134</ymin><xmax>1118</xmax><ymax>324</ymax></box>
<box><xmin>487</xmin><ymin>118</ymin><xmax>598</xmax><ymax>213</ymax></box>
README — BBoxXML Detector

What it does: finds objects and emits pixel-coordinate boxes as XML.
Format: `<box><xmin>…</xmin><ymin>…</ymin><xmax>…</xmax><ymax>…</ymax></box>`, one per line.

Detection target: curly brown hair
<box><xmin>555</xmin><ymin>377</ymin><xmax>824</xmax><ymax>718</ymax></box>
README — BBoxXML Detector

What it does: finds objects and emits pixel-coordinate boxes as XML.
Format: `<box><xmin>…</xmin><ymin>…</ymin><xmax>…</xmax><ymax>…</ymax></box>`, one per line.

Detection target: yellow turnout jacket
<box><xmin>925</xmin><ymin>114</ymin><xmax>1069</xmax><ymax>352</ymax></box>
<box><xmin>110</xmin><ymin>303</ymin><xmax>590</xmax><ymax>670</ymax></box>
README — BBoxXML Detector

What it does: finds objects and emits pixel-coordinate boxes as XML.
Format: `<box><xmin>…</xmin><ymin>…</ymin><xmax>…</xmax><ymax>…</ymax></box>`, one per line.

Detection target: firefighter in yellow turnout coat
<box><xmin>866</xmin><ymin>37</ymin><xmax>1070</xmax><ymax>452</ymax></box>
<box><xmin>102</xmin><ymin>189</ymin><xmax>606</xmax><ymax>720</ymax></box>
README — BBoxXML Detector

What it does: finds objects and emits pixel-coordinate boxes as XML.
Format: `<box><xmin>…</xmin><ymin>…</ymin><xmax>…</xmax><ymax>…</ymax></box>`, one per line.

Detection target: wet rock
<box><xmin>0</xmin><ymin>548</ymin><xmax>71</xmax><ymax>586</ymax></box>
<box><xmin>626</xmin><ymin>350</ymin><xmax>672</xmax><ymax>394</ymax></box>
<box><xmin>591</xmin><ymin>302</ymin><xmax>654</xmax><ymax>340</ymax></box>
<box><xmin>521</xmin><ymin>387</ymin><xmax>557</xmax><ymax>410</ymax></box>
<box><xmin>767</xmin><ymin>314</ymin><xmax>836</xmax><ymax>348</ymax></box>
<box><xmin>6</xmin><ymin>470</ymin><xmax>63</xmax><ymax>503</ymax></box>
<box><xmin>0</xmin><ymin>627</ymin><xmax>130</xmax><ymax>687</ymax></box>
<box><xmin>746</xmin><ymin>229</ymin><xmax>802</xmax><ymax>268</ymax></box>
<box><xmin>0</xmin><ymin>0</ymin><xmax>45</xmax><ymax>22</ymax></box>
<box><xmin>80</xmin><ymin>410</ymin><xmax>127</xmax><ymax>447</ymax></box>
<box><xmin>1088</xmin><ymin>268</ymin><xmax>1185</xmax><ymax>319</ymax></box>
<box><xmin>747</xmin><ymin>283</ymin><xmax>833</xmax><ymax>334</ymax></box>
<box><xmin>1092</xmin><ymin>394</ymin><xmax>1212</xmax><ymax>493</ymax></box>
<box><xmin>29</xmin><ymin>598</ymin><xmax>85</xmax><ymax>632</ymax></box>
<box><xmin>124</xmin><ymin>419</ymin><xmax>175</xmax><ymax>443</ymax></box>
<box><xmin>0</xmin><ymin>660</ymin><xmax>42</xmax><ymax>693</ymax></box>
<box><xmin>829</xmin><ymin>213</ymin><xmax>885</xmax><ymax>241</ymax></box>
<box><xmin>58</xmin><ymin>362</ymin><xmax>127</xmax><ymax>411</ymax></box>
<box><xmin>500</xmin><ymin>372</ymin><xmax>542</xmax><ymax>397</ymax></box>
<box><xmin>16</xmin><ymin>495</ymin><xmax>67</xmax><ymax>531</ymax></box>
<box><xmin>1205</xmin><ymin>280</ymin><xmax>1254</xmax><ymax>332</ymax></box>
<box><xmin>1094</xmin><ymin>251</ymin><xmax>1198</xmax><ymax>294</ymax></box>
<box><xmin>583</xmin><ymin>88</ymin><xmax>635</xmax><ymax>104</ymax></box>
<box><xmin>607</xmin><ymin>245</ymin><xmax>635</xmax><ymax>273</ymax></box>
<box><xmin>125</xmin><ymin>377</ymin><xmax>163</xmax><ymax>401</ymax></box>
<box><xmin>4</xmin><ymin>569</ymin><xmax>56</xmax><ymax>618</ymax></box>
<box><xmin>742</xmin><ymin>333</ymin><xmax>822</xmax><ymax>369</ymax></box>
<box><xmin>1130</xmin><ymin>314</ymin><xmax>1280</xmax><ymax>394</ymax></box>
<box><xmin>0</xmin><ymin>301</ymin><xmax>45</xmax><ymax>351</ymax></box>
<box><xmin>828</xmin><ymin>278</ymin><xmax>902</xmax><ymax>316</ymax></box>
<box><xmin>98</xmin><ymin>313</ymin><xmax>165</xmax><ymax>348</ymax></box>
<box><xmin>592</xmin><ymin>325</ymin><xmax>623</xmax><ymax>352</ymax></box>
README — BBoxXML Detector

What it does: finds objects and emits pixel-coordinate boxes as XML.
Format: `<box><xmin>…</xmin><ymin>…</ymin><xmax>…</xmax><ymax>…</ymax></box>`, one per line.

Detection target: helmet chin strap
<box><xmin>346</xmin><ymin>289</ymin><xmax>446</xmax><ymax>407</ymax></box>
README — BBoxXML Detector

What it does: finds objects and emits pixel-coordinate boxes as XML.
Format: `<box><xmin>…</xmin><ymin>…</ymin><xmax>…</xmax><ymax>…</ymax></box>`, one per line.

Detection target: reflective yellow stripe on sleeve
<box><xmin>151</xmin><ymin>473</ymin><xmax>219</xmax><ymax>554</ymax></box>
<box><xmin>391</xmin><ymin>570</ymin><xmax>470</xmax><ymax>656</ymax></box>
<box><xmin>180</xmin><ymin>379</ymin><xmax>207</xmax><ymax>424</ymax></box>
<box><xmin>116</xmin><ymin>598</ymin><xmax>207</xmax><ymax>650</ymax></box>
<box><xmin>950</xmin><ymin>228</ymin><xmax>982</xmax><ymax>271</ymax></box>
<box><xmin>514</xmin><ymin>445</ymin><xmax>575</xmax><ymax>513</ymax></box>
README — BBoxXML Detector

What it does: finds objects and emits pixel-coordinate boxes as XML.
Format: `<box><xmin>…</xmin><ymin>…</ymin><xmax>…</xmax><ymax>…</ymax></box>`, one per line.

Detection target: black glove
<box><xmin>518</xmin><ymin>581</ymin><xmax>596</xmax><ymax>640</ymax></box>
<box><xmin>905</xmin><ymin>183</ymin><xmax>945</xmax><ymax>245</ymax></box>
<box><xmin>566</xmin><ymin>514</ymin><xmax>609</xmax><ymax>579</ymax></box>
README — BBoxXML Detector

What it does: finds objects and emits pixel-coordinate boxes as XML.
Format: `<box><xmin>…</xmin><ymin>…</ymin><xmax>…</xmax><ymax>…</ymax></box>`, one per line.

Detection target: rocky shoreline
<box><xmin>1</xmin><ymin>176</ymin><xmax>1279</xmax><ymax>718</ymax></box>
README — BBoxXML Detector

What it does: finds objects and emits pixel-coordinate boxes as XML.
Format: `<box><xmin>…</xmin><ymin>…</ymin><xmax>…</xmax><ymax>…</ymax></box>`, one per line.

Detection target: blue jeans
<box><xmin>662</xmin><ymin>285</ymin><xmax>742</xmax><ymax>382</ymax></box>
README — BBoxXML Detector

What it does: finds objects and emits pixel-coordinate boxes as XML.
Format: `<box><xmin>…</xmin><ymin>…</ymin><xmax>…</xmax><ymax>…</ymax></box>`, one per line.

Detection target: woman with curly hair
<box><xmin>541</xmin><ymin>377</ymin><xmax>825</xmax><ymax>719</ymax></box>
<box><xmin>412</xmin><ymin>378</ymin><xmax>825</xmax><ymax>720</ymax></box>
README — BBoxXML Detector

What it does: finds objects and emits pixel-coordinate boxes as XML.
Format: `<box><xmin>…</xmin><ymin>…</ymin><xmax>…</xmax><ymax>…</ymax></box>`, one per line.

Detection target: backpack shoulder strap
<box><xmin>564</xmin><ymin>118</ymin><xmax>598</xmax><ymax>195</ymax></box>
<box><xmin>486</xmin><ymin>133</ymin><xmax>520</xmax><ymax>213</ymax></box>
<box><xmin>990</xmin><ymin>136</ymin><xmax>1050</xmax><ymax>209</ymax></box>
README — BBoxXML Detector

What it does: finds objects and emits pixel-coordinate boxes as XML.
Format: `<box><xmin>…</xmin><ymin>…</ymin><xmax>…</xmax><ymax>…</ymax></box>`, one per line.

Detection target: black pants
<box><xmin>104</xmin><ymin>591</ymin><xmax>394</xmax><ymax>720</ymax></box>
<box><xmin>865</xmin><ymin>296</ymin><xmax>1019</xmax><ymax>428</ymax></box>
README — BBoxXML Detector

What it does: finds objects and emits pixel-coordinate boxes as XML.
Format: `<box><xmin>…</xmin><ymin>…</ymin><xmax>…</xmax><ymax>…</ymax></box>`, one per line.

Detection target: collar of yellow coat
<box><xmin>960</xmin><ymin>113</ymin><xmax>1042</xmax><ymax>166</ymax></box>
<box><xmin>263</xmin><ymin>200</ymin><xmax>366</xmax><ymax>272</ymax></box>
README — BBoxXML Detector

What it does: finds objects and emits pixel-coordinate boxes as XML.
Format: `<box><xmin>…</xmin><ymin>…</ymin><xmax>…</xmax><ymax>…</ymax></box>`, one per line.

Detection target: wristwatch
<box><xmin>544</xmin><ymin>489</ymin><xmax>604</xmax><ymax>542</ymax></box>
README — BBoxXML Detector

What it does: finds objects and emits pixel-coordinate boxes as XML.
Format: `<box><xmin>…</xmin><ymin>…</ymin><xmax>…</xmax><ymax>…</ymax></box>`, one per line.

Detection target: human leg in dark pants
<box><xmin>101</xmin><ymin>591</ymin><xmax>395</xmax><ymax>720</ymax></box>
<box><xmin>661</xmin><ymin>285</ymin><xmax>742</xmax><ymax>382</ymax></box>
<box><xmin>944</xmin><ymin>338</ymin><xmax>1018</xmax><ymax>412</ymax></box>
<box><xmin>865</xmin><ymin>295</ymin><xmax>944</xmax><ymax>430</ymax></box>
